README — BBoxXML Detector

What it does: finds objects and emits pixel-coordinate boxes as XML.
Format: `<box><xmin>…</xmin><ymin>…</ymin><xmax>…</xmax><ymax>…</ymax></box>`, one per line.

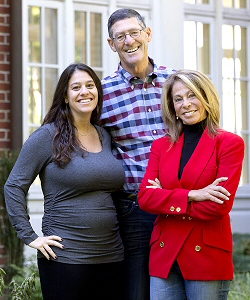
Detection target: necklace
<box><xmin>76</xmin><ymin>127</ymin><xmax>93</xmax><ymax>137</ymax></box>
<box><xmin>76</xmin><ymin>127</ymin><xmax>102</xmax><ymax>152</ymax></box>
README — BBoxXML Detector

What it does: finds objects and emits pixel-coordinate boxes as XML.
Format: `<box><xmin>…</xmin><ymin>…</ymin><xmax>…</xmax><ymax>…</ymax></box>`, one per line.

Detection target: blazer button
<box><xmin>176</xmin><ymin>207</ymin><xmax>181</xmax><ymax>212</ymax></box>
<box><xmin>188</xmin><ymin>217</ymin><xmax>192</xmax><ymax>220</ymax></box>
<box><xmin>195</xmin><ymin>245</ymin><xmax>201</xmax><ymax>252</ymax></box>
<box><xmin>160</xmin><ymin>241</ymin><xmax>165</xmax><ymax>248</ymax></box>
<box><xmin>183</xmin><ymin>216</ymin><xmax>186</xmax><ymax>220</ymax></box>
<box><xmin>170</xmin><ymin>206</ymin><xmax>175</xmax><ymax>212</ymax></box>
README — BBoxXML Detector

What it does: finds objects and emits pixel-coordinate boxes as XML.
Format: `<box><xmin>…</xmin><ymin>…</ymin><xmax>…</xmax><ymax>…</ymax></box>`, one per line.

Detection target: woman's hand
<box><xmin>146</xmin><ymin>178</ymin><xmax>162</xmax><ymax>189</ymax></box>
<box><xmin>188</xmin><ymin>177</ymin><xmax>230</xmax><ymax>204</ymax></box>
<box><xmin>28</xmin><ymin>236</ymin><xmax>64</xmax><ymax>260</ymax></box>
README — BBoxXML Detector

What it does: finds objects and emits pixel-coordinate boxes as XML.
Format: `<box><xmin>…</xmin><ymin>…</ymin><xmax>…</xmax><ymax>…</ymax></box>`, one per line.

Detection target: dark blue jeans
<box><xmin>114</xmin><ymin>195</ymin><xmax>157</xmax><ymax>300</ymax></box>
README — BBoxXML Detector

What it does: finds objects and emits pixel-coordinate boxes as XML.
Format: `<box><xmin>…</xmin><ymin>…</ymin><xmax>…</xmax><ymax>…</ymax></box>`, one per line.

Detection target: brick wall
<box><xmin>0</xmin><ymin>0</ymin><xmax>11</xmax><ymax>268</ymax></box>
<box><xmin>0</xmin><ymin>0</ymin><xmax>11</xmax><ymax>153</ymax></box>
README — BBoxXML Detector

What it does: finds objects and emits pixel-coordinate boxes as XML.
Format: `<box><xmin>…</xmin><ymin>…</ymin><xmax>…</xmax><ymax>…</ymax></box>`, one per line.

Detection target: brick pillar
<box><xmin>0</xmin><ymin>0</ymin><xmax>11</xmax><ymax>268</ymax></box>
<box><xmin>0</xmin><ymin>0</ymin><xmax>11</xmax><ymax>153</ymax></box>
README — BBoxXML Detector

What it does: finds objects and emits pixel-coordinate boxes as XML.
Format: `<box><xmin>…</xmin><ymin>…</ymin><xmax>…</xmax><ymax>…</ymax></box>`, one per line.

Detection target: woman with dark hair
<box><xmin>4</xmin><ymin>63</ymin><xmax>125</xmax><ymax>300</ymax></box>
<box><xmin>138</xmin><ymin>69</ymin><xmax>245</xmax><ymax>299</ymax></box>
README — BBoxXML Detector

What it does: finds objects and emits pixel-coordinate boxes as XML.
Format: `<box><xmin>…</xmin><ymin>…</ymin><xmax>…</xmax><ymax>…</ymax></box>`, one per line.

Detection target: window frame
<box><xmin>184</xmin><ymin>15</ymin><xmax>215</xmax><ymax>79</ymax></box>
<box><xmin>222</xmin><ymin>9</ymin><xmax>250</xmax><ymax>194</ymax></box>
<box><xmin>22</xmin><ymin>0</ymin><xmax>64</xmax><ymax>141</ymax></box>
<box><xmin>22</xmin><ymin>0</ymin><xmax>64</xmax><ymax>197</ymax></box>
<box><xmin>184</xmin><ymin>0</ymin><xmax>250</xmax><ymax>193</ymax></box>
<box><xmin>73</xmin><ymin>3</ymin><xmax>109</xmax><ymax>77</ymax></box>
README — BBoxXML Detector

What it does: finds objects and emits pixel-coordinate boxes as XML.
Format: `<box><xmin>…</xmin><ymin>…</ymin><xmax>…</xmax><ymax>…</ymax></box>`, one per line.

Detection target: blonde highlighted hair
<box><xmin>161</xmin><ymin>69</ymin><xmax>221</xmax><ymax>143</ymax></box>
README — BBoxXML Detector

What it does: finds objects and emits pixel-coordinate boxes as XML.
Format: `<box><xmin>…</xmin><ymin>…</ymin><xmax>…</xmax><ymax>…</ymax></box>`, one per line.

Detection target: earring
<box><xmin>176</xmin><ymin>116</ymin><xmax>179</xmax><ymax>120</ymax></box>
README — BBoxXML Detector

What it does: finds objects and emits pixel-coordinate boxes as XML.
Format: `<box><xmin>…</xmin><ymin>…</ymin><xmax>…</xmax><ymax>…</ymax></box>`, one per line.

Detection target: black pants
<box><xmin>38</xmin><ymin>258</ymin><xmax>125</xmax><ymax>300</ymax></box>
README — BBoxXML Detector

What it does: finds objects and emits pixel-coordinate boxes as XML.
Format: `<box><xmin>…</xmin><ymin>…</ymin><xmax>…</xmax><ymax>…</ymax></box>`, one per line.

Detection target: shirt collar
<box><xmin>117</xmin><ymin>57</ymin><xmax>158</xmax><ymax>85</ymax></box>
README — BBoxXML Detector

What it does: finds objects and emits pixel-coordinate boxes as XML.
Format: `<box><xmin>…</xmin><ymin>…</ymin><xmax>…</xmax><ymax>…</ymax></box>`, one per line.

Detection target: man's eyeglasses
<box><xmin>112</xmin><ymin>29</ymin><xmax>144</xmax><ymax>43</ymax></box>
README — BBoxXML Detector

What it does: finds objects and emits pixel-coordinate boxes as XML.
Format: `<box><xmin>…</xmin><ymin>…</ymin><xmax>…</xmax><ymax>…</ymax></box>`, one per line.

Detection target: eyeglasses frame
<box><xmin>112</xmin><ymin>28</ymin><xmax>145</xmax><ymax>43</ymax></box>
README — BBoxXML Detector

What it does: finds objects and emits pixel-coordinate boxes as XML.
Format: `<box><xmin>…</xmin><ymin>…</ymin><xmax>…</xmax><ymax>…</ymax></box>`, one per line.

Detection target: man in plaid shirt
<box><xmin>100</xmin><ymin>8</ymin><xmax>175</xmax><ymax>300</ymax></box>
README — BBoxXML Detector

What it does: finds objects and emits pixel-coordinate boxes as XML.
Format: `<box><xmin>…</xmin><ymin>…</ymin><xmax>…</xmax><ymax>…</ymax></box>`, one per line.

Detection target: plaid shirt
<box><xmin>100</xmin><ymin>58</ymin><xmax>175</xmax><ymax>192</ymax></box>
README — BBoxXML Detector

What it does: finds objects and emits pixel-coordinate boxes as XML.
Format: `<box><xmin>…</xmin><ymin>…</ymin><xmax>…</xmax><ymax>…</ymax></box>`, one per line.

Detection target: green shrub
<box><xmin>229</xmin><ymin>233</ymin><xmax>250</xmax><ymax>299</ymax></box>
<box><xmin>7</xmin><ymin>257</ymin><xmax>43</xmax><ymax>300</ymax></box>
<box><xmin>0</xmin><ymin>267</ymin><xmax>37</xmax><ymax>300</ymax></box>
<box><xmin>233</xmin><ymin>233</ymin><xmax>250</xmax><ymax>273</ymax></box>
<box><xmin>0</xmin><ymin>150</ymin><xmax>24</xmax><ymax>284</ymax></box>
<box><xmin>229</xmin><ymin>272</ymin><xmax>250</xmax><ymax>300</ymax></box>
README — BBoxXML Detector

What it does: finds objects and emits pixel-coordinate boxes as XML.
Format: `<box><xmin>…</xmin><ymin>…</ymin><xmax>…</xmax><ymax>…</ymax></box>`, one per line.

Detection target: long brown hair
<box><xmin>42</xmin><ymin>63</ymin><xmax>103</xmax><ymax>167</ymax></box>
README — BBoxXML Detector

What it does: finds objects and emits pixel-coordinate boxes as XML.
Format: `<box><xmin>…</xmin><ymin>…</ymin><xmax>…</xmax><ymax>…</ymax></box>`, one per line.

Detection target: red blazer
<box><xmin>138</xmin><ymin>128</ymin><xmax>245</xmax><ymax>280</ymax></box>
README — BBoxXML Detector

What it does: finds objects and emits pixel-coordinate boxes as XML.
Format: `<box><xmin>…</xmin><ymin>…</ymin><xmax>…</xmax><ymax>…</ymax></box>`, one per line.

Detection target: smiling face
<box><xmin>66</xmin><ymin>69</ymin><xmax>98</xmax><ymax>122</ymax></box>
<box><xmin>108</xmin><ymin>17</ymin><xmax>152</xmax><ymax>72</ymax></box>
<box><xmin>172</xmin><ymin>80</ymin><xmax>207</xmax><ymax>125</ymax></box>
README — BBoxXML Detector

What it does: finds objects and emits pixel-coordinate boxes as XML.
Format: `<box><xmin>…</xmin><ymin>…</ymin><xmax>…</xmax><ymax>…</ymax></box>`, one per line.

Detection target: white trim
<box><xmin>64</xmin><ymin>0</ymin><xmax>75</xmax><ymax>67</ymax></box>
<box><xmin>73</xmin><ymin>3</ymin><xmax>109</xmax><ymax>75</ymax></box>
<box><xmin>22</xmin><ymin>1</ymin><xmax>29</xmax><ymax>141</ymax></box>
<box><xmin>22</xmin><ymin>0</ymin><xmax>64</xmax><ymax>142</ymax></box>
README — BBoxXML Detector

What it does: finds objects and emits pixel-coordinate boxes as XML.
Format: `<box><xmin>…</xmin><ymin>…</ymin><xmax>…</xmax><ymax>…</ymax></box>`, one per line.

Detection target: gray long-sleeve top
<box><xmin>4</xmin><ymin>123</ymin><xmax>125</xmax><ymax>264</ymax></box>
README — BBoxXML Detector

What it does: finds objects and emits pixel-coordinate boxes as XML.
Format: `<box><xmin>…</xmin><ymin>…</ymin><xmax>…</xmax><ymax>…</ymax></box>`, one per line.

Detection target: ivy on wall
<box><xmin>0</xmin><ymin>151</ymin><xmax>24</xmax><ymax>283</ymax></box>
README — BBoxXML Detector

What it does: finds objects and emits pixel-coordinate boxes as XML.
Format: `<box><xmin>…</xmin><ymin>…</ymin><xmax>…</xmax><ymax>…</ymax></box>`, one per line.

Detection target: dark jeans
<box><xmin>38</xmin><ymin>258</ymin><xmax>125</xmax><ymax>300</ymax></box>
<box><xmin>114</xmin><ymin>193</ymin><xmax>157</xmax><ymax>300</ymax></box>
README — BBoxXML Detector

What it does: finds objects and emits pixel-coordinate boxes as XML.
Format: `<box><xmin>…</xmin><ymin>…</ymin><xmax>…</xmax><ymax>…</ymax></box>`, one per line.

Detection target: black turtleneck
<box><xmin>178</xmin><ymin>121</ymin><xmax>206</xmax><ymax>179</ymax></box>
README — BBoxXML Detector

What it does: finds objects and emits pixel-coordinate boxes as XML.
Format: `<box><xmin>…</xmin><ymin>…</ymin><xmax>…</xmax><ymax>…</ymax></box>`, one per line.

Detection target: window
<box><xmin>23</xmin><ymin>1</ymin><xmax>63</xmax><ymax>139</ymax></box>
<box><xmin>184</xmin><ymin>0</ymin><xmax>250</xmax><ymax>187</ymax></box>
<box><xmin>222</xmin><ymin>2</ymin><xmax>249</xmax><ymax>186</ymax></box>
<box><xmin>222</xmin><ymin>23</ymin><xmax>249</xmax><ymax>184</ymax></box>
<box><xmin>22</xmin><ymin>1</ymin><xmax>63</xmax><ymax>191</ymax></box>
<box><xmin>184</xmin><ymin>21</ymin><xmax>210</xmax><ymax>75</ymax></box>
<box><xmin>223</xmin><ymin>0</ymin><xmax>247</xmax><ymax>8</ymax></box>
<box><xmin>74</xmin><ymin>4</ymin><xmax>107</xmax><ymax>80</ymax></box>
<box><xmin>185</xmin><ymin>0</ymin><xmax>210</xmax><ymax>3</ymax></box>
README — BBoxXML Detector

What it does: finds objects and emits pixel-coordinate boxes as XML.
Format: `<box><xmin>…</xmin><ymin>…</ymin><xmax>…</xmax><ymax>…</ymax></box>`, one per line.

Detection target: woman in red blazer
<box><xmin>138</xmin><ymin>69</ymin><xmax>245</xmax><ymax>300</ymax></box>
